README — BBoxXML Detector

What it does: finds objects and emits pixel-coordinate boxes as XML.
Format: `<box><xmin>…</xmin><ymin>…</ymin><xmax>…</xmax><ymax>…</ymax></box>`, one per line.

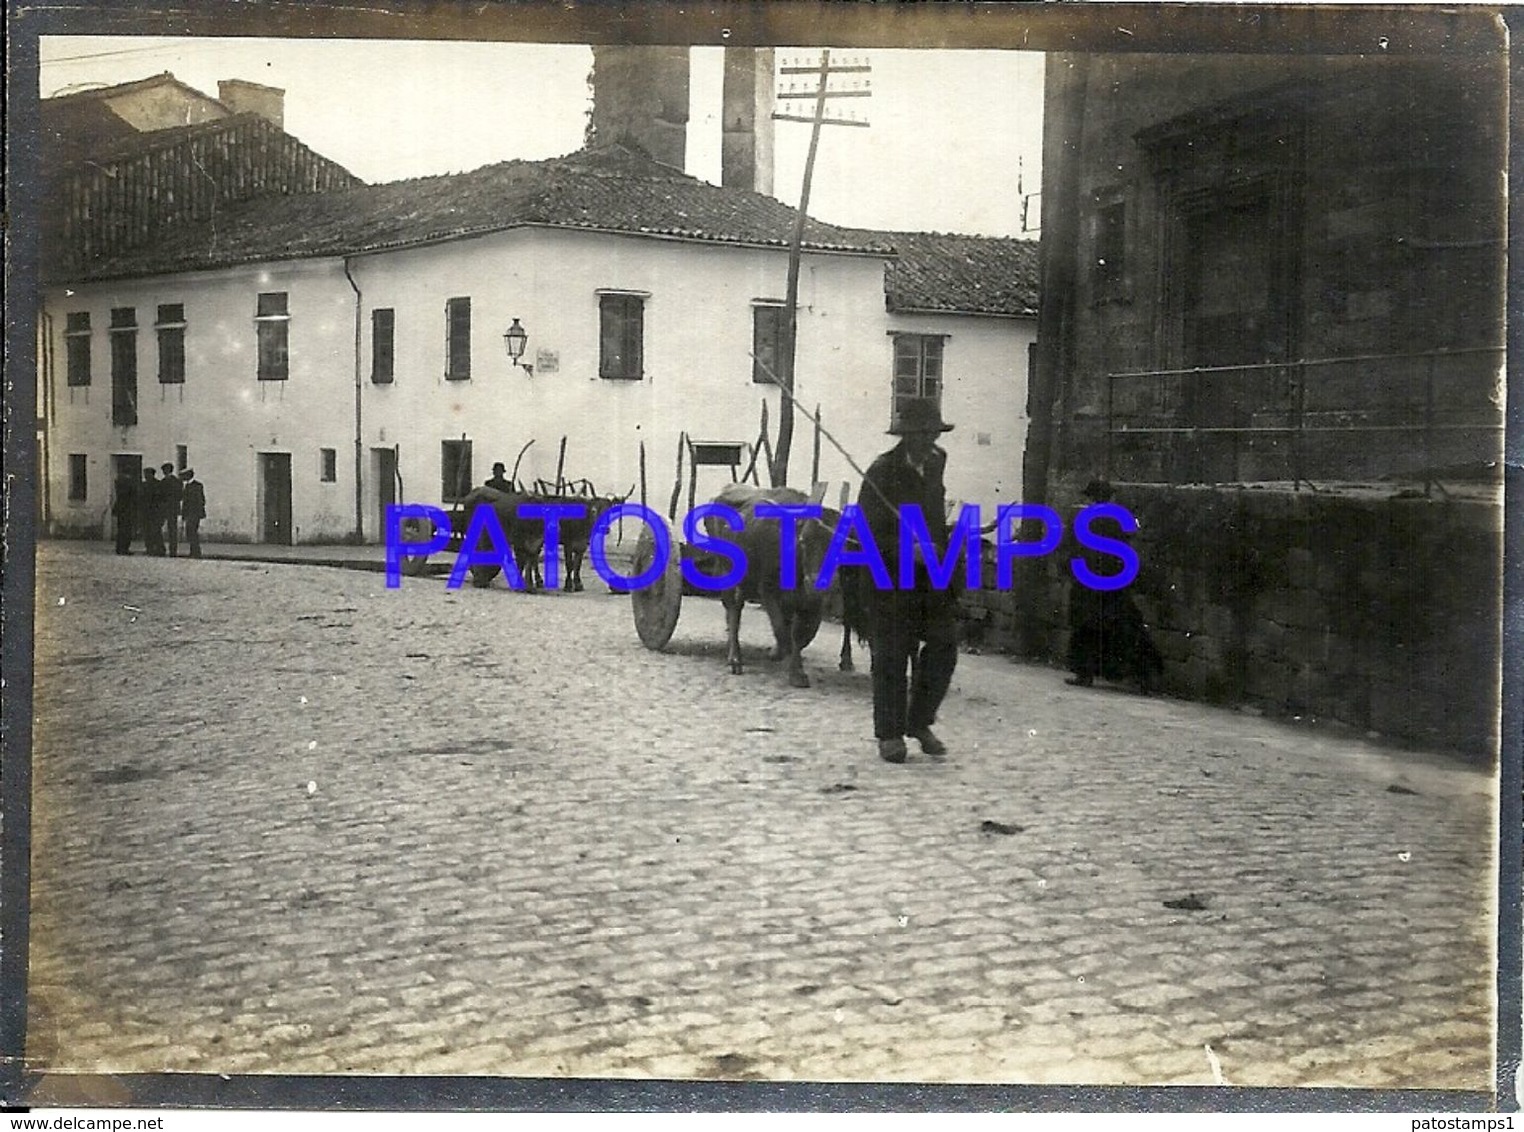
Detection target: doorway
<box><xmin>372</xmin><ymin>446</ymin><xmax>398</xmax><ymax>544</ymax></box>
<box><xmin>258</xmin><ymin>452</ymin><xmax>293</xmax><ymax>545</ymax></box>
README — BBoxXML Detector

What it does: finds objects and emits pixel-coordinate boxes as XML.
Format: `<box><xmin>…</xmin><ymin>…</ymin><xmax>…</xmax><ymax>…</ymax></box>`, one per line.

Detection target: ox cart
<box><xmin>400</xmin><ymin>478</ymin><xmax>625</xmax><ymax>591</ymax></box>
<box><xmin>632</xmin><ymin>482</ymin><xmax>857</xmax><ymax>688</ymax></box>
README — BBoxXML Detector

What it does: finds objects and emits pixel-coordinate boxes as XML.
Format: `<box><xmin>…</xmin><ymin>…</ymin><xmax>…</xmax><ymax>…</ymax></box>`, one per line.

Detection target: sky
<box><xmin>37</xmin><ymin>36</ymin><xmax>1044</xmax><ymax>238</ymax></box>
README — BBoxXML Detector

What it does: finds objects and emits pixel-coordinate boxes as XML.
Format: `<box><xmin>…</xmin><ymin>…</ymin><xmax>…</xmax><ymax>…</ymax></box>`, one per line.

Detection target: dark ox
<box><xmin>703</xmin><ymin>483</ymin><xmax>843</xmax><ymax>689</ymax></box>
<box><xmin>454</xmin><ymin>486</ymin><xmax>547</xmax><ymax>590</ymax></box>
<box><xmin>453</xmin><ymin>486</ymin><xmax>628</xmax><ymax>592</ymax></box>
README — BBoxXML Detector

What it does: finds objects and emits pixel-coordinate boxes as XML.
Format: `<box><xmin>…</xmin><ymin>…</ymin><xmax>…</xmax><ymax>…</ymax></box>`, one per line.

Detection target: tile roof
<box><xmin>72</xmin><ymin>144</ymin><xmax>897</xmax><ymax>282</ymax></box>
<box><xmin>42</xmin><ymin>73</ymin><xmax>229</xmax><ymax>169</ymax></box>
<box><xmin>879</xmin><ymin>231</ymin><xmax>1040</xmax><ymax>317</ymax></box>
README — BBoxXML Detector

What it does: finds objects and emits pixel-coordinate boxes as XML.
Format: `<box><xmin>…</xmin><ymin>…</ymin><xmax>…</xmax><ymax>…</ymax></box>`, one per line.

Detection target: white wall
<box><xmin>886</xmin><ymin>310</ymin><xmax>1034</xmax><ymax>511</ymax></box>
<box><xmin>42</xmin><ymin>258</ymin><xmax>359</xmax><ymax>542</ymax></box>
<box><xmin>41</xmin><ymin>226</ymin><xmax>1034</xmax><ymax>543</ymax></box>
<box><xmin>349</xmin><ymin>226</ymin><xmax>902</xmax><ymax>535</ymax></box>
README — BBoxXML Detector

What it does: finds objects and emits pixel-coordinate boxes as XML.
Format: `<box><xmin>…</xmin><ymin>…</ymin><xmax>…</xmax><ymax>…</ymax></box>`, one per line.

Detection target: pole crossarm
<box><xmin>771</xmin><ymin>114</ymin><xmax>872</xmax><ymax>127</ymax></box>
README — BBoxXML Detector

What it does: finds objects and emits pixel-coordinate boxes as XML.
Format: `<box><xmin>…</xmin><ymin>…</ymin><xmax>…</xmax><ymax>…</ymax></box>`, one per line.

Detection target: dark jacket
<box><xmin>112</xmin><ymin>476</ymin><xmax>139</xmax><ymax>517</ymax></box>
<box><xmin>858</xmin><ymin>442</ymin><xmax>955</xmax><ymax>592</ymax></box>
<box><xmin>158</xmin><ymin>473</ymin><xmax>184</xmax><ymax>516</ymax></box>
<box><xmin>181</xmin><ymin>480</ymin><xmax>206</xmax><ymax>522</ymax></box>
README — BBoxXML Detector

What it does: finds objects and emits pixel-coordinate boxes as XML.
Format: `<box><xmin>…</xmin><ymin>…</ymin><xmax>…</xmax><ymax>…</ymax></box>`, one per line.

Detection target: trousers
<box><xmin>868</xmin><ymin>585</ymin><xmax>959</xmax><ymax>740</ymax></box>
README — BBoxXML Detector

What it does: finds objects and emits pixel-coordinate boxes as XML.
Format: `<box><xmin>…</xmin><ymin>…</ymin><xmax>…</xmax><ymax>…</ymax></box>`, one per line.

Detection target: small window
<box><xmin>64</xmin><ymin>312</ymin><xmax>91</xmax><ymax>387</ymax></box>
<box><xmin>175</xmin><ymin>444</ymin><xmax>188</xmax><ymax>472</ymax></box>
<box><xmin>891</xmin><ymin>334</ymin><xmax>946</xmax><ymax>424</ymax></box>
<box><xmin>372</xmin><ymin>308</ymin><xmax>395</xmax><ymax>384</ymax></box>
<box><xmin>441</xmin><ymin>439</ymin><xmax>473</xmax><ymax>503</ymax></box>
<box><xmin>68</xmin><ymin>454</ymin><xmax>87</xmax><ymax>501</ymax></box>
<box><xmin>599</xmin><ymin>293</ymin><xmax>644</xmax><ymax>380</ymax></box>
<box><xmin>320</xmin><ymin>448</ymin><xmax>337</xmax><ymax>482</ymax></box>
<box><xmin>1093</xmin><ymin>200</ymin><xmax>1126</xmax><ymax>297</ymax></box>
<box><xmin>256</xmin><ymin>292</ymin><xmax>290</xmax><ymax>381</ymax></box>
<box><xmin>752</xmin><ymin>303</ymin><xmax>786</xmax><ymax>385</ymax></box>
<box><xmin>445</xmin><ymin>298</ymin><xmax>471</xmax><ymax>381</ymax></box>
<box><xmin>156</xmin><ymin>303</ymin><xmax>186</xmax><ymax>384</ymax></box>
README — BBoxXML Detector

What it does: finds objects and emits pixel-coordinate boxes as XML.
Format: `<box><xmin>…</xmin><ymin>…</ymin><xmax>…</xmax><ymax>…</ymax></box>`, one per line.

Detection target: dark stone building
<box><xmin>1017</xmin><ymin>48</ymin><xmax>1506</xmax><ymax>759</ymax></box>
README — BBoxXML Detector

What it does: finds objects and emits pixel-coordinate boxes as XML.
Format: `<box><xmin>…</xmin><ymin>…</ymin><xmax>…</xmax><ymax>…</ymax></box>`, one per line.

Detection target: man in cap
<box><xmin>158</xmin><ymin>462</ymin><xmax>184</xmax><ymax>556</ymax></box>
<box><xmin>180</xmin><ymin>469</ymin><xmax>206</xmax><ymax>558</ymax></box>
<box><xmin>857</xmin><ymin>397</ymin><xmax>961</xmax><ymax>764</ymax></box>
<box><xmin>485</xmin><ymin>461</ymin><xmax>514</xmax><ymax>494</ymax></box>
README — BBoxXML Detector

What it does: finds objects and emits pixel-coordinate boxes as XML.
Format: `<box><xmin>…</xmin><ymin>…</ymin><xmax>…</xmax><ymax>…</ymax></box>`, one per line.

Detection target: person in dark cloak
<box><xmin>1066</xmin><ymin>478</ymin><xmax>1164</xmax><ymax>694</ymax></box>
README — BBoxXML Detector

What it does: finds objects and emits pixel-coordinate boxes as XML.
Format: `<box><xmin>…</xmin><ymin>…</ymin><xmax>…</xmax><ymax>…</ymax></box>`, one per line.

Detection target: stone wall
<box><xmin>960</xmin><ymin>484</ymin><xmax>1502</xmax><ymax>762</ymax></box>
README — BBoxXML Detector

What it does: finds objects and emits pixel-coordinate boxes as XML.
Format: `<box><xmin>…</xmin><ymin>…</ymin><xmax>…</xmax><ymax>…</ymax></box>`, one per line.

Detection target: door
<box><xmin>373</xmin><ymin>446</ymin><xmax>397</xmax><ymax>544</ymax></box>
<box><xmin>259</xmin><ymin>453</ymin><xmax>293</xmax><ymax>545</ymax></box>
<box><xmin>110</xmin><ymin>454</ymin><xmax>143</xmax><ymax>542</ymax></box>
<box><xmin>1176</xmin><ymin>183</ymin><xmax>1294</xmax><ymax>483</ymax></box>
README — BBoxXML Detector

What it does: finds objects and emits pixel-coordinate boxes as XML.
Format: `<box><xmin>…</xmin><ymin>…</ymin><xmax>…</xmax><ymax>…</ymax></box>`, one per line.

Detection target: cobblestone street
<box><xmin>24</xmin><ymin>542</ymin><xmax>1497</xmax><ymax>1089</ymax></box>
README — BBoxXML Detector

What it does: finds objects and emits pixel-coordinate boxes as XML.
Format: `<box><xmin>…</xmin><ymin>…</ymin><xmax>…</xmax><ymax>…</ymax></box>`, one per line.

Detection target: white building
<box><xmin>40</xmin><ymin>144</ymin><xmax>1037</xmax><ymax>544</ymax></box>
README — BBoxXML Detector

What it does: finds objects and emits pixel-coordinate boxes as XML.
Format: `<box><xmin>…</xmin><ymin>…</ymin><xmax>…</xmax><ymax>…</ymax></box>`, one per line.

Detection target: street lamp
<box><xmin>503</xmin><ymin>318</ymin><xmax>533</xmax><ymax>375</ymax></box>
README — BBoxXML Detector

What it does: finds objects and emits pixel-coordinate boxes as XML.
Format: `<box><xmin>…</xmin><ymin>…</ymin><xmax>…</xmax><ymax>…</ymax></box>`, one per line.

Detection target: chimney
<box><xmin>721</xmin><ymin>48</ymin><xmax>775</xmax><ymax>195</ymax></box>
<box><xmin>589</xmin><ymin>46</ymin><xmax>690</xmax><ymax>170</ymax></box>
<box><xmin>218</xmin><ymin>79</ymin><xmax>284</xmax><ymax>128</ymax></box>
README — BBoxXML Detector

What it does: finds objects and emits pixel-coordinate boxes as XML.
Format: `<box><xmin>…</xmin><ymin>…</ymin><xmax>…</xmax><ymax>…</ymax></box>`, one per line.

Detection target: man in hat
<box><xmin>485</xmin><ymin>461</ymin><xmax>514</xmax><ymax>494</ymax></box>
<box><xmin>140</xmin><ymin>466</ymin><xmax>164</xmax><ymax>556</ymax></box>
<box><xmin>158</xmin><ymin>462</ymin><xmax>184</xmax><ymax>556</ymax></box>
<box><xmin>858</xmin><ymin>397</ymin><xmax>961</xmax><ymax>764</ymax></box>
<box><xmin>180</xmin><ymin>468</ymin><xmax>206</xmax><ymax>559</ymax></box>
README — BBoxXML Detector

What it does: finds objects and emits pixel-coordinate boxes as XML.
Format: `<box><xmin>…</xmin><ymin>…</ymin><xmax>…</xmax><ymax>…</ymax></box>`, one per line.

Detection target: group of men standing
<box><xmin>112</xmin><ymin>463</ymin><xmax>206</xmax><ymax>558</ymax></box>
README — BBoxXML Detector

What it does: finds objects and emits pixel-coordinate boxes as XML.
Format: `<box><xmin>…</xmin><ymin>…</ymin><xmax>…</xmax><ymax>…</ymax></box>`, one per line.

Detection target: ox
<box><xmin>561</xmin><ymin>492</ymin><xmax>628</xmax><ymax>593</ymax></box>
<box><xmin>453</xmin><ymin>486</ymin><xmax>546</xmax><ymax>590</ymax></box>
<box><xmin>703</xmin><ymin>483</ymin><xmax>844</xmax><ymax>689</ymax></box>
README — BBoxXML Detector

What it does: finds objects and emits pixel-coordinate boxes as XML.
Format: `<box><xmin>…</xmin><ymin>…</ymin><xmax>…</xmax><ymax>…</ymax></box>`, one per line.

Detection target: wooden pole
<box><xmin>555</xmin><ymin>435</ymin><xmax>567</xmax><ymax>495</ymax></box>
<box><xmin>668</xmin><ymin>432</ymin><xmax>686</xmax><ymax>520</ymax></box>
<box><xmin>773</xmin><ymin>49</ymin><xmax>833</xmax><ymax>489</ymax></box>
<box><xmin>639</xmin><ymin>439</ymin><xmax>647</xmax><ymax>511</ymax></box>
<box><xmin>811</xmin><ymin>401</ymin><xmax>822</xmax><ymax>487</ymax></box>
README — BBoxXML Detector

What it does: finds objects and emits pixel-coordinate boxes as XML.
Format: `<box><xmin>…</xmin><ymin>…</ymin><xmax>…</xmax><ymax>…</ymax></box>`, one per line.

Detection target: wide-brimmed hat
<box><xmin>889</xmin><ymin>398</ymin><xmax>954</xmax><ymax>435</ymax></box>
<box><xmin>492</xmin><ymin>462</ymin><xmax>507</xmax><ymax>474</ymax></box>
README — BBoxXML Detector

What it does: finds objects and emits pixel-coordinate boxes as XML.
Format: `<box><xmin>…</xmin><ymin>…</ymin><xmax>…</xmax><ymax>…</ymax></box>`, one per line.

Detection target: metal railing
<box><xmin>1103</xmin><ymin>346</ymin><xmax>1504</xmax><ymax>495</ymax></box>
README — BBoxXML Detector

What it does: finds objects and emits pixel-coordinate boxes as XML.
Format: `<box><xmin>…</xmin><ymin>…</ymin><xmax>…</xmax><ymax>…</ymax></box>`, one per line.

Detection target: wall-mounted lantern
<box><xmin>503</xmin><ymin>318</ymin><xmax>533</xmax><ymax>375</ymax></box>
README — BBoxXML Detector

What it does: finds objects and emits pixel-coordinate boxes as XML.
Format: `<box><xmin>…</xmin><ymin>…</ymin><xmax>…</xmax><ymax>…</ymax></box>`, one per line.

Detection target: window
<box><xmin>891</xmin><ymin>333</ymin><xmax>945</xmax><ymax>422</ymax></box>
<box><xmin>599</xmin><ymin>293</ymin><xmax>644</xmax><ymax>380</ymax></box>
<box><xmin>256</xmin><ymin>292</ymin><xmax>289</xmax><ymax>381</ymax></box>
<box><xmin>752</xmin><ymin>303</ymin><xmax>786</xmax><ymax>385</ymax></box>
<box><xmin>372</xmin><ymin>308</ymin><xmax>395</xmax><ymax>384</ymax></box>
<box><xmin>445</xmin><ymin>298</ymin><xmax>471</xmax><ymax>380</ymax></box>
<box><xmin>441</xmin><ymin>439</ymin><xmax>473</xmax><ymax>503</ymax></box>
<box><xmin>109</xmin><ymin>307</ymin><xmax>138</xmax><ymax>427</ymax></box>
<box><xmin>68</xmin><ymin>454</ymin><xmax>87</xmax><ymax>501</ymax></box>
<box><xmin>1093</xmin><ymin>200</ymin><xmax>1127</xmax><ymax>298</ymax></box>
<box><xmin>320</xmin><ymin>448</ymin><xmax>337</xmax><ymax>483</ymax></box>
<box><xmin>64</xmin><ymin>312</ymin><xmax>91</xmax><ymax>387</ymax></box>
<box><xmin>156</xmin><ymin>303</ymin><xmax>186</xmax><ymax>384</ymax></box>
<box><xmin>175</xmin><ymin>445</ymin><xmax>188</xmax><ymax>472</ymax></box>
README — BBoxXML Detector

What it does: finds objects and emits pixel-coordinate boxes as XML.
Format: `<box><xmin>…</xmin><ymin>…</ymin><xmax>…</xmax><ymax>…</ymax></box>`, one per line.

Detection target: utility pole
<box><xmin>770</xmin><ymin>49</ymin><xmax>871</xmax><ymax>487</ymax></box>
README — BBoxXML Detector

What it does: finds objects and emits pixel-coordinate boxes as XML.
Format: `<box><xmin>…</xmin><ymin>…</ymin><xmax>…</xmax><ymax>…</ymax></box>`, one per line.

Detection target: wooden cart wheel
<box><xmin>631</xmin><ymin>524</ymin><xmax>682</xmax><ymax>649</ymax></box>
<box><xmin>398</xmin><ymin>517</ymin><xmax>432</xmax><ymax>577</ymax></box>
